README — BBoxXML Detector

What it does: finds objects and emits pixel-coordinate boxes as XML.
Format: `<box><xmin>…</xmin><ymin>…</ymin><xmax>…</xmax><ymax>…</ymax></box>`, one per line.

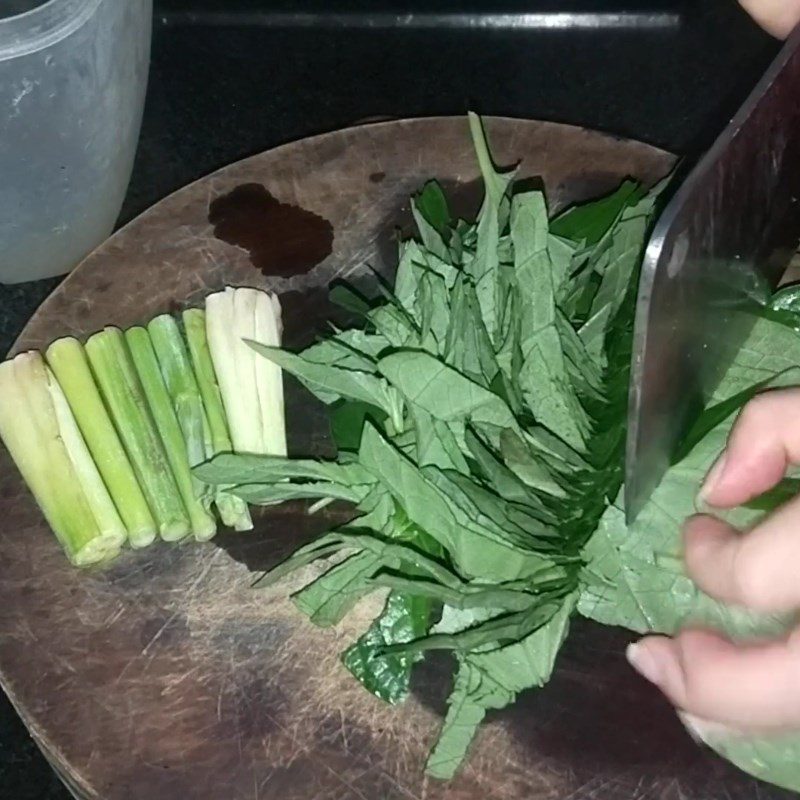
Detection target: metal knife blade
<box><xmin>624</xmin><ymin>25</ymin><xmax>800</xmax><ymax>523</ymax></box>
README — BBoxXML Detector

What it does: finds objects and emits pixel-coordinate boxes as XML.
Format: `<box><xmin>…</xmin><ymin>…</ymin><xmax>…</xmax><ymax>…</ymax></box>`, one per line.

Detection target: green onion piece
<box><xmin>182</xmin><ymin>308</ymin><xmax>252</xmax><ymax>531</ymax></box>
<box><xmin>86</xmin><ymin>327</ymin><xmax>190</xmax><ymax>542</ymax></box>
<box><xmin>126</xmin><ymin>326</ymin><xmax>217</xmax><ymax>542</ymax></box>
<box><xmin>254</xmin><ymin>290</ymin><xmax>287</xmax><ymax>456</ymax></box>
<box><xmin>0</xmin><ymin>352</ymin><xmax>122</xmax><ymax>565</ymax></box>
<box><xmin>46</xmin><ymin>337</ymin><xmax>155</xmax><ymax>547</ymax></box>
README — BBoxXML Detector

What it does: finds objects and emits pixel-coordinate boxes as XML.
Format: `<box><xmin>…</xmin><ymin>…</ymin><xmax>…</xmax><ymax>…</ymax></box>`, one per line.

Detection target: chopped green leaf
<box><xmin>343</xmin><ymin>592</ymin><xmax>432</xmax><ymax>704</ymax></box>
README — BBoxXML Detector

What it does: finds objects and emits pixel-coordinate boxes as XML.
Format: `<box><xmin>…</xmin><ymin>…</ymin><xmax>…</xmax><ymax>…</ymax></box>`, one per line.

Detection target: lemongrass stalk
<box><xmin>0</xmin><ymin>353</ymin><xmax>120</xmax><ymax>566</ymax></box>
<box><xmin>253</xmin><ymin>291</ymin><xmax>287</xmax><ymax>456</ymax></box>
<box><xmin>146</xmin><ymin>316</ymin><xmax>212</xmax><ymax>466</ymax></box>
<box><xmin>182</xmin><ymin>308</ymin><xmax>252</xmax><ymax>531</ymax></box>
<box><xmin>206</xmin><ymin>288</ymin><xmax>254</xmax><ymax>452</ymax></box>
<box><xmin>233</xmin><ymin>287</ymin><xmax>264</xmax><ymax>451</ymax></box>
<box><xmin>182</xmin><ymin>308</ymin><xmax>232</xmax><ymax>454</ymax></box>
<box><xmin>86</xmin><ymin>327</ymin><xmax>190</xmax><ymax>542</ymax></box>
<box><xmin>216</xmin><ymin>495</ymin><xmax>254</xmax><ymax>531</ymax></box>
<box><xmin>126</xmin><ymin>327</ymin><xmax>217</xmax><ymax>542</ymax></box>
<box><xmin>46</xmin><ymin>337</ymin><xmax>155</xmax><ymax>546</ymax></box>
<box><xmin>45</xmin><ymin>366</ymin><xmax>126</xmax><ymax>550</ymax></box>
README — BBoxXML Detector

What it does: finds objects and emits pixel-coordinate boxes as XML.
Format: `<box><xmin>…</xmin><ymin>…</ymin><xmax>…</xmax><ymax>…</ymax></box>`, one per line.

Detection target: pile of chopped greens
<box><xmin>198</xmin><ymin>113</ymin><xmax>800</xmax><ymax>791</ymax></box>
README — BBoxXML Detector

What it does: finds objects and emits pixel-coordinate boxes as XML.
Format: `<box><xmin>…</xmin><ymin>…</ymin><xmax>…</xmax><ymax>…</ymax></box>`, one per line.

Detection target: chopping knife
<box><xmin>625</xmin><ymin>24</ymin><xmax>800</xmax><ymax>523</ymax></box>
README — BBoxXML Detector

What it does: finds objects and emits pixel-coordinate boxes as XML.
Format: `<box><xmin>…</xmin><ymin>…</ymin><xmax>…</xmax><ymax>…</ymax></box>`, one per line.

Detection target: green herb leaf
<box><xmin>231</xmin><ymin>481</ymin><xmax>371</xmax><ymax>505</ymax></box>
<box><xmin>464</xmin><ymin>112</ymin><xmax>515</xmax><ymax>341</ymax></box>
<box><xmin>383</xmin><ymin>595</ymin><xmax>564</xmax><ymax>657</ymax></box>
<box><xmin>771</xmin><ymin>282</ymin><xmax>800</xmax><ymax>315</ymax></box>
<box><xmin>247</xmin><ymin>342</ymin><xmax>402</xmax><ymax>423</ymax></box>
<box><xmin>550</xmin><ymin>179</ymin><xmax>644</xmax><ymax>245</ymax></box>
<box><xmin>412</xmin><ymin>180</ymin><xmax>452</xmax><ymax>261</ymax></box>
<box><xmin>426</xmin><ymin>595</ymin><xmax>576</xmax><ymax>779</ymax></box>
<box><xmin>342</xmin><ymin>591</ymin><xmax>432</xmax><ymax>704</ymax></box>
<box><xmin>743</xmin><ymin>477</ymin><xmax>800</xmax><ymax>511</ymax></box>
<box><xmin>195</xmin><ymin>452</ymin><xmax>376</xmax><ymax>487</ymax></box>
<box><xmin>690</xmin><ymin>729</ymin><xmax>800</xmax><ymax>796</ymax></box>
<box><xmin>330</xmin><ymin>400</ymin><xmax>388</xmax><ymax>452</ymax></box>
<box><xmin>293</xmin><ymin>550</ymin><xmax>382</xmax><ymax>627</ymax></box>
<box><xmin>671</xmin><ymin>377</ymin><xmax>782</xmax><ymax>466</ymax></box>
<box><xmin>512</xmin><ymin>191</ymin><xmax>589</xmax><ymax>448</ymax></box>
<box><xmin>415</xmin><ymin>180</ymin><xmax>451</xmax><ymax>235</ymax></box>
<box><xmin>329</xmin><ymin>283</ymin><xmax>371</xmax><ymax>316</ymax></box>
<box><xmin>378</xmin><ymin>351</ymin><xmax>518</xmax><ymax>433</ymax></box>
<box><xmin>411</xmin><ymin>405</ymin><xmax>469</xmax><ymax>472</ymax></box>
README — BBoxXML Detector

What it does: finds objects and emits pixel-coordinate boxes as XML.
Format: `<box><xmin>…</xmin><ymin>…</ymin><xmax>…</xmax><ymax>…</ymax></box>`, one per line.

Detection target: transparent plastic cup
<box><xmin>0</xmin><ymin>0</ymin><xmax>152</xmax><ymax>284</ymax></box>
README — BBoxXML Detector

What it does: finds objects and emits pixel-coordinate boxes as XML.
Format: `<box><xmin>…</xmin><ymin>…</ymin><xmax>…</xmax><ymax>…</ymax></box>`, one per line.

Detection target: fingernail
<box><xmin>677</xmin><ymin>711</ymin><xmax>739</xmax><ymax>744</ymax></box>
<box><xmin>626</xmin><ymin>642</ymin><xmax>664</xmax><ymax>687</ymax></box>
<box><xmin>698</xmin><ymin>452</ymin><xmax>728</xmax><ymax>504</ymax></box>
<box><xmin>678</xmin><ymin>711</ymin><xmax>711</xmax><ymax>744</ymax></box>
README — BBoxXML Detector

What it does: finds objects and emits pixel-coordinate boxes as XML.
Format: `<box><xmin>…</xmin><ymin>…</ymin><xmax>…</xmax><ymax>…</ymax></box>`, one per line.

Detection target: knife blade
<box><xmin>624</xmin><ymin>24</ymin><xmax>800</xmax><ymax>523</ymax></box>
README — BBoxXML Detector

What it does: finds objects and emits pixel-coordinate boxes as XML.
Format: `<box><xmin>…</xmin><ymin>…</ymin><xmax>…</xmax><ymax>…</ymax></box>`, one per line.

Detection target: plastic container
<box><xmin>0</xmin><ymin>0</ymin><xmax>152</xmax><ymax>284</ymax></box>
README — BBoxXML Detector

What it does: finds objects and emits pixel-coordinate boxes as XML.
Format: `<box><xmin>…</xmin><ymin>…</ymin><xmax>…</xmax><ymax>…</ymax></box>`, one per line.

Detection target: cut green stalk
<box><xmin>205</xmin><ymin>286</ymin><xmax>287</xmax><ymax>456</ymax></box>
<box><xmin>45</xmin><ymin>365</ymin><xmax>127</xmax><ymax>550</ymax></box>
<box><xmin>86</xmin><ymin>327</ymin><xmax>190</xmax><ymax>542</ymax></box>
<box><xmin>0</xmin><ymin>352</ymin><xmax>122</xmax><ymax>565</ymax></box>
<box><xmin>182</xmin><ymin>308</ymin><xmax>252</xmax><ymax>531</ymax></box>
<box><xmin>147</xmin><ymin>315</ymin><xmax>212</xmax><ymax>470</ymax></box>
<box><xmin>253</xmin><ymin>290</ymin><xmax>287</xmax><ymax>456</ymax></box>
<box><xmin>126</xmin><ymin>326</ymin><xmax>217</xmax><ymax>542</ymax></box>
<box><xmin>213</xmin><ymin>486</ymin><xmax>255</xmax><ymax>532</ymax></box>
<box><xmin>206</xmin><ymin>287</ymin><xmax>254</xmax><ymax>452</ymax></box>
<box><xmin>183</xmin><ymin>308</ymin><xmax>233</xmax><ymax>454</ymax></box>
<box><xmin>46</xmin><ymin>337</ymin><xmax>156</xmax><ymax>547</ymax></box>
<box><xmin>233</xmin><ymin>287</ymin><xmax>264</xmax><ymax>451</ymax></box>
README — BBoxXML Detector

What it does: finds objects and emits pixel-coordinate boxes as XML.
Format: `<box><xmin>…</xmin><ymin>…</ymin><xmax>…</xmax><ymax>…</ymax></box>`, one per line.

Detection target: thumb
<box><xmin>626</xmin><ymin>628</ymin><xmax>800</xmax><ymax>730</ymax></box>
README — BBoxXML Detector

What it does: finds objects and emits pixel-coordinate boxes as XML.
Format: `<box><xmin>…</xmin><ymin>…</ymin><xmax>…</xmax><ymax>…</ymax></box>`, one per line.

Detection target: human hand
<box><xmin>739</xmin><ymin>0</ymin><xmax>800</xmax><ymax>38</ymax></box>
<box><xmin>626</xmin><ymin>388</ymin><xmax>800</xmax><ymax>738</ymax></box>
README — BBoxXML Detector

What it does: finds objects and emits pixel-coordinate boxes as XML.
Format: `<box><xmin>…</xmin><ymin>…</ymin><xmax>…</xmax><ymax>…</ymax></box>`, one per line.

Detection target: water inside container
<box><xmin>0</xmin><ymin>1</ymin><xmax>50</xmax><ymax>21</ymax></box>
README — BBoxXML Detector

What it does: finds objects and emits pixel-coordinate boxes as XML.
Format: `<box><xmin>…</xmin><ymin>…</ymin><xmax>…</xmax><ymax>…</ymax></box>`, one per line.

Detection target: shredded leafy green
<box><xmin>197</xmin><ymin>112</ymin><xmax>666</xmax><ymax>778</ymax></box>
<box><xmin>198</xmin><ymin>114</ymin><xmax>800</xmax><ymax>791</ymax></box>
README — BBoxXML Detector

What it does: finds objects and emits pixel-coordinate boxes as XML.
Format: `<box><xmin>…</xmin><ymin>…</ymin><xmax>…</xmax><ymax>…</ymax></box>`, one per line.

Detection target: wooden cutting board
<box><xmin>2</xmin><ymin>116</ymin><xmax>790</xmax><ymax>800</ymax></box>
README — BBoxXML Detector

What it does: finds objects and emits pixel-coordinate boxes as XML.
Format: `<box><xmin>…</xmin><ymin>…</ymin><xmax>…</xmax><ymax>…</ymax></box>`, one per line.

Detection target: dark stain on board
<box><xmin>209</xmin><ymin>183</ymin><xmax>334</xmax><ymax>277</ymax></box>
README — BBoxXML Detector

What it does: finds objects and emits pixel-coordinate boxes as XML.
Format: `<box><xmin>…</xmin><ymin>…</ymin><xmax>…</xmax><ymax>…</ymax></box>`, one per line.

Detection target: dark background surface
<box><xmin>0</xmin><ymin>0</ymin><xmax>782</xmax><ymax>796</ymax></box>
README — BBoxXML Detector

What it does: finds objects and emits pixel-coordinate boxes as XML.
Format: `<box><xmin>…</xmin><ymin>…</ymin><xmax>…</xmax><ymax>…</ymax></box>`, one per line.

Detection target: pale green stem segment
<box><xmin>254</xmin><ymin>290</ymin><xmax>287</xmax><ymax>457</ymax></box>
<box><xmin>45</xmin><ymin>365</ymin><xmax>127</xmax><ymax>550</ymax></box>
<box><xmin>0</xmin><ymin>352</ymin><xmax>123</xmax><ymax>565</ymax></box>
<box><xmin>206</xmin><ymin>287</ymin><xmax>262</xmax><ymax>453</ymax></box>
<box><xmin>86</xmin><ymin>327</ymin><xmax>190</xmax><ymax>542</ymax></box>
<box><xmin>233</xmin><ymin>287</ymin><xmax>265</xmax><ymax>452</ymax></box>
<box><xmin>183</xmin><ymin>308</ymin><xmax>233</xmax><ymax>454</ymax></box>
<box><xmin>204</xmin><ymin>287</ymin><xmax>286</xmax><ymax>458</ymax></box>
<box><xmin>126</xmin><ymin>326</ymin><xmax>217</xmax><ymax>542</ymax></box>
<box><xmin>147</xmin><ymin>316</ymin><xmax>211</xmax><ymax>469</ymax></box>
<box><xmin>182</xmin><ymin>308</ymin><xmax>253</xmax><ymax>531</ymax></box>
<box><xmin>46</xmin><ymin>336</ymin><xmax>156</xmax><ymax>547</ymax></box>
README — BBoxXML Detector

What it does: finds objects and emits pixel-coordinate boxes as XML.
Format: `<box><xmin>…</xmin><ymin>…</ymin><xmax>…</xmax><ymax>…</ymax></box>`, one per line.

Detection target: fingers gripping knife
<box><xmin>625</xmin><ymin>24</ymin><xmax>800</xmax><ymax>523</ymax></box>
